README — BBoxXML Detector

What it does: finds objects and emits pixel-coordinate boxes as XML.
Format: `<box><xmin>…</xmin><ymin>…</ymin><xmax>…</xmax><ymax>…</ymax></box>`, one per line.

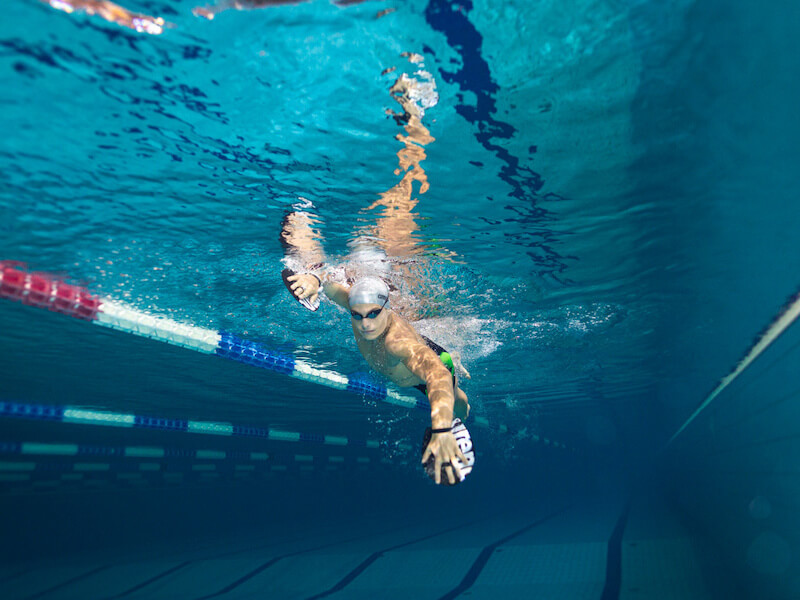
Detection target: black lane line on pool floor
<box><xmin>438</xmin><ymin>506</ymin><xmax>571</xmax><ymax>600</ymax></box>
<box><xmin>196</xmin><ymin>557</ymin><xmax>283</xmax><ymax>600</ymax></box>
<box><xmin>0</xmin><ymin>567</ymin><xmax>33</xmax><ymax>584</ymax></box>
<box><xmin>600</xmin><ymin>501</ymin><xmax>631</xmax><ymax>600</ymax></box>
<box><xmin>105</xmin><ymin>560</ymin><xmax>193</xmax><ymax>599</ymax></box>
<box><xmin>35</xmin><ymin>514</ymin><xmax>425</xmax><ymax>600</ymax></box>
<box><xmin>192</xmin><ymin>520</ymin><xmax>424</xmax><ymax>600</ymax></box>
<box><xmin>302</xmin><ymin>520</ymin><xmax>475</xmax><ymax>600</ymax></box>
<box><xmin>24</xmin><ymin>565</ymin><xmax>112</xmax><ymax>600</ymax></box>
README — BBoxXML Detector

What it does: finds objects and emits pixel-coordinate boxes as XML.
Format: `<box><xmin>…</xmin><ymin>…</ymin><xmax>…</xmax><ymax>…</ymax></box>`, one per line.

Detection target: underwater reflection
<box><xmin>281</xmin><ymin>53</ymin><xmax>451</xmax><ymax>318</ymax></box>
<box><xmin>192</xmin><ymin>0</ymin><xmax>374</xmax><ymax>20</ymax></box>
<box><xmin>40</xmin><ymin>0</ymin><xmax>166</xmax><ymax>34</ymax></box>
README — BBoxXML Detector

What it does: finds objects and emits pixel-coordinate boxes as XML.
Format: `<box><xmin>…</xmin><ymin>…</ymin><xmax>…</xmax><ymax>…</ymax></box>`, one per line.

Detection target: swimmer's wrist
<box><xmin>431</xmin><ymin>426</ymin><xmax>452</xmax><ymax>434</ymax></box>
<box><xmin>431</xmin><ymin>415</ymin><xmax>452</xmax><ymax>430</ymax></box>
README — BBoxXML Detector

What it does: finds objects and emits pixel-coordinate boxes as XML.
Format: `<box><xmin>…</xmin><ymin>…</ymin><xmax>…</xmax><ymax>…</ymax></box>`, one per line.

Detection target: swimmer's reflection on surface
<box><xmin>40</xmin><ymin>0</ymin><xmax>167</xmax><ymax>34</ymax></box>
<box><xmin>356</xmin><ymin>54</ymin><xmax>457</xmax><ymax>302</ymax></box>
<box><xmin>282</xmin><ymin>53</ymin><xmax>452</xmax><ymax>314</ymax></box>
<box><xmin>282</xmin><ymin>56</ymin><xmax>472</xmax><ymax>485</ymax></box>
<box><xmin>43</xmin><ymin>0</ymin><xmax>387</xmax><ymax>31</ymax></box>
<box><xmin>192</xmin><ymin>0</ymin><xmax>381</xmax><ymax>20</ymax></box>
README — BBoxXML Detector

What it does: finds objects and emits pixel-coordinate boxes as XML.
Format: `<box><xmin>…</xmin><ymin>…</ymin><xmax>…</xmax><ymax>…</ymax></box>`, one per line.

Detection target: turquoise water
<box><xmin>2</xmin><ymin>0</ymin><xmax>800</xmax><ymax>598</ymax></box>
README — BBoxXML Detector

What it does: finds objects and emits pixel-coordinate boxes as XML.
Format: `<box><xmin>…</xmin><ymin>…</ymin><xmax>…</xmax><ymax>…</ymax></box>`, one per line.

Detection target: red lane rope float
<box><xmin>0</xmin><ymin>261</ymin><xmax>100</xmax><ymax>321</ymax></box>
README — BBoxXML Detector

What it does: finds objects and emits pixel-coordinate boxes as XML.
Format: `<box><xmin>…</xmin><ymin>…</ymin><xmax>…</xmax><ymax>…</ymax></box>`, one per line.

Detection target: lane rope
<box><xmin>0</xmin><ymin>261</ymin><xmax>573</xmax><ymax>450</ymax></box>
<box><xmin>0</xmin><ymin>261</ymin><xmax>424</xmax><ymax>405</ymax></box>
<box><xmin>0</xmin><ymin>399</ymin><xmax>380</xmax><ymax>449</ymax></box>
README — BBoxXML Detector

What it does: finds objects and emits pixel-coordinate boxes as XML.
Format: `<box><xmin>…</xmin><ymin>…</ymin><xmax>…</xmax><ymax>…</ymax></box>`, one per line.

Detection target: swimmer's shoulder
<box><xmin>383</xmin><ymin>313</ymin><xmax>426</xmax><ymax>357</ymax></box>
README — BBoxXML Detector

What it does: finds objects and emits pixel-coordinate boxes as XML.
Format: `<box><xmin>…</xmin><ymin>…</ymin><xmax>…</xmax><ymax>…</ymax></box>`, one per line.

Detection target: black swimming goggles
<box><xmin>350</xmin><ymin>299</ymin><xmax>388</xmax><ymax>321</ymax></box>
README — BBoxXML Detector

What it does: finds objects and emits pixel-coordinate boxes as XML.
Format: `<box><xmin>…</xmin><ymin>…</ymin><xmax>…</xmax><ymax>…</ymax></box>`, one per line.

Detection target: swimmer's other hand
<box><xmin>451</xmin><ymin>352</ymin><xmax>471</xmax><ymax>380</ymax></box>
<box><xmin>287</xmin><ymin>273</ymin><xmax>320</xmax><ymax>305</ymax></box>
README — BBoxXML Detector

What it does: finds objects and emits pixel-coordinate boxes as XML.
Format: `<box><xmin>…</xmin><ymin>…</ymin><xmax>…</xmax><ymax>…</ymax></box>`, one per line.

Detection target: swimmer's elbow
<box><xmin>424</xmin><ymin>363</ymin><xmax>454</xmax><ymax>390</ymax></box>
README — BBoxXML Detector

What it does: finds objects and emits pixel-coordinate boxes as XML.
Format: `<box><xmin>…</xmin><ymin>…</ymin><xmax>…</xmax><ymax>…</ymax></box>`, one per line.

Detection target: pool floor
<box><xmin>0</xmin><ymin>493</ymin><xmax>733</xmax><ymax>600</ymax></box>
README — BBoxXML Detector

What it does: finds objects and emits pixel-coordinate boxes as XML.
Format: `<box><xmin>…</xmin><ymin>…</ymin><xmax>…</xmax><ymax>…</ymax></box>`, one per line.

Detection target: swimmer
<box><xmin>280</xmin><ymin>56</ymin><xmax>466</xmax><ymax>483</ymax></box>
<box><xmin>287</xmin><ymin>272</ymin><xmax>471</xmax><ymax>485</ymax></box>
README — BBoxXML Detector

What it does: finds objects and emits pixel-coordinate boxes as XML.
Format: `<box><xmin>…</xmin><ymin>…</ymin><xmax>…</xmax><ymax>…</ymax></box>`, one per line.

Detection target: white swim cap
<box><xmin>348</xmin><ymin>277</ymin><xmax>390</xmax><ymax>307</ymax></box>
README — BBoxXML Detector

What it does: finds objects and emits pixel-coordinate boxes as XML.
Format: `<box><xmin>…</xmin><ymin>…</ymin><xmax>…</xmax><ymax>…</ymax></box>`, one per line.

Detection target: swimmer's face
<box><xmin>350</xmin><ymin>303</ymin><xmax>389</xmax><ymax>340</ymax></box>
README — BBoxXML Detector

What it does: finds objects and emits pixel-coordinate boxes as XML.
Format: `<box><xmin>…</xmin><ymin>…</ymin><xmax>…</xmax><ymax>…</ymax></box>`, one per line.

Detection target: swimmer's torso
<box><xmin>353</xmin><ymin>312</ymin><xmax>424</xmax><ymax>388</ymax></box>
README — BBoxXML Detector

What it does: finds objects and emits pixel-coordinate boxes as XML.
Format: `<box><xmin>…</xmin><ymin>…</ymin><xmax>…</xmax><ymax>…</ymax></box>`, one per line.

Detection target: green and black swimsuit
<box><xmin>414</xmin><ymin>335</ymin><xmax>457</xmax><ymax>397</ymax></box>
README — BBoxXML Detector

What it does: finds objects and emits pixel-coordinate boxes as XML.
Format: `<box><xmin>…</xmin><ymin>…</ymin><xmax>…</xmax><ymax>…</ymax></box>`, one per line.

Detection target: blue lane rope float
<box><xmin>0</xmin><ymin>439</ymin><xmax>379</xmax><ymax>493</ymax></box>
<box><xmin>0</xmin><ymin>439</ymin><xmax>379</xmax><ymax>484</ymax></box>
<box><xmin>0</xmin><ymin>262</ymin><xmax>574</xmax><ymax>451</ymax></box>
<box><xmin>0</xmin><ymin>435</ymin><xmax>381</xmax><ymax>492</ymax></box>
<box><xmin>0</xmin><ymin>400</ymin><xmax>380</xmax><ymax>449</ymax></box>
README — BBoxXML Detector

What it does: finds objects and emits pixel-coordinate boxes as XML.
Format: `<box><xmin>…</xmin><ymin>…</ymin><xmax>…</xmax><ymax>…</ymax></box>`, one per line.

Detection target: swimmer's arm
<box><xmin>390</xmin><ymin>337</ymin><xmax>467</xmax><ymax>485</ymax></box>
<box><xmin>387</xmin><ymin>338</ymin><xmax>454</xmax><ymax>429</ymax></box>
<box><xmin>321</xmin><ymin>280</ymin><xmax>350</xmax><ymax>309</ymax></box>
<box><xmin>287</xmin><ymin>273</ymin><xmax>350</xmax><ymax>309</ymax></box>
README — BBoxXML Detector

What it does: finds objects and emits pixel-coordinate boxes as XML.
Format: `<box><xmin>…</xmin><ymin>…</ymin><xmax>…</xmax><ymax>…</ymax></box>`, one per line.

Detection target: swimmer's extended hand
<box><xmin>422</xmin><ymin>431</ymin><xmax>469</xmax><ymax>485</ymax></box>
<box><xmin>287</xmin><ymin>273</ymin><xmax>321</xmax><ymax>304</ymax></box>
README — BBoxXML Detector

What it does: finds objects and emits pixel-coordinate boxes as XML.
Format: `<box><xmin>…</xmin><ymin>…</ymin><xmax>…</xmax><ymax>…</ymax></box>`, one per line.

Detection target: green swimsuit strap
<box><xmin>439</xmin><ymin>351</ymin><xmax>455</xmax><ymax>376</ymax></box>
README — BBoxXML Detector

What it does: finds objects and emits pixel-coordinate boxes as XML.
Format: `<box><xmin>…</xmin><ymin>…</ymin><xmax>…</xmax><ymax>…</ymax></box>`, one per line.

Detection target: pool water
<box><xmin>1</xmin><ymin>0</ymin><xmax>800</xmax><ymax>598</ymax></box>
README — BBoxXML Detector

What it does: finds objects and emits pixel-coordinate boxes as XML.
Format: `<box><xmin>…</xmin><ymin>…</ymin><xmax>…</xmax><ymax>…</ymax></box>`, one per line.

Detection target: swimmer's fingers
<box><xmin>444</xmin><ymin>464</ymin><xmax>456</xmax><ymax>485</ymax></box>
<box><xmin>433</xmin><ymin>452</ymin><xmax>443</xmax><ymax>485</ymax></box>
<box><xmin>439</xmin><ymin>439</ymin><xmax>466</xmax><ymax>484</ymax></box>
<box><xmin>442</xmin><ymin>448</ymin><xmax>465</xmax><ymax>483</ymax></box>
<box><xmin>288</xmin><ymin>274</ymin><xmax>318</xmax><ymax>299</ymax></box>
<box><xmin>294</xmin><ymin>283</ymin><xmax>309</xmax><ymax>299</ymax></box>
<box><xmin>288</xmin><ymin>275</ymin><xmax>302</xmax><ymax>294</ymax></box>
<box><xmin>421</xmin><ymin>441</ymin><xmax>433</xmax><ymax>465</ymax></box>
<box><xmin>456</xmin><ymin>446</ymin><xmax>468</xmax><ymax>467</ymax></box>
